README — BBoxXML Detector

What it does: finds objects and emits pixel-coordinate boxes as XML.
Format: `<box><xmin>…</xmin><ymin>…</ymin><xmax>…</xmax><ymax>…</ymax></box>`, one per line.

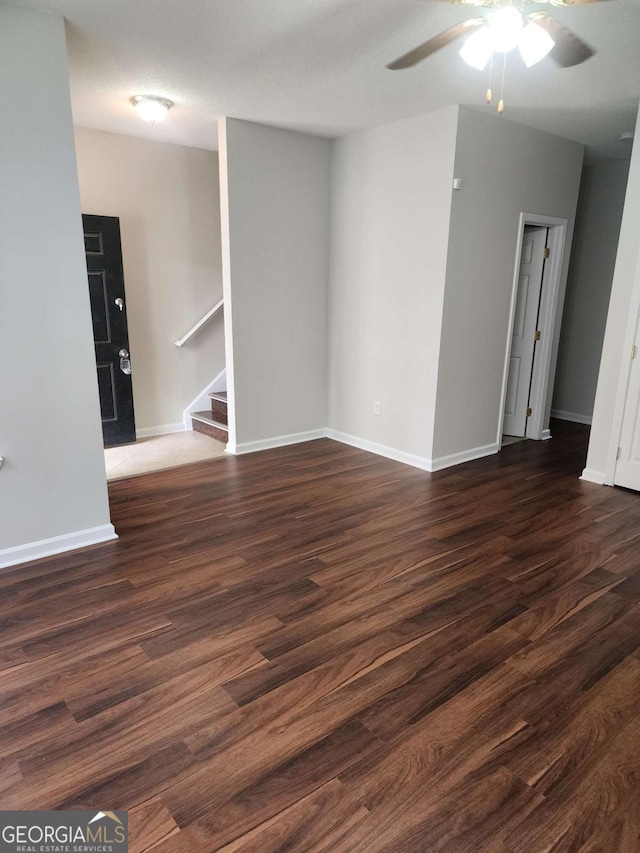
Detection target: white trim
<box><xmin>136</xmin><ymin>423</ymin><xmax>185</xmax><ymax>439</ymax></box>
<box><xmin>551</xmin><ymin>408</ymin><xmax>593</xmax><ymax>426</ymax></box>
<box><xmin>182</xmin><ymin>368</ymin><xmax>227</xmax><ymax>430</ymax></box>
<box><xmin>233</xmin><ymin>429</ymin><xmax>327</xmax><ymax>456</ymax></box>
<box><xmin>604</xmin><ymin>247</ymin><xmax>640</xmax><ymax>486</ymax></box>
<box><xmin>174</xmin><ymin>297</ymin><xmax>224</xmax><ymax>348</ymax></box>
<box><xmin>0</xmin><ymin>524</ymin><xmax>118</xmax><ymax>570</ymax></box>
<box><xmin>580</xmin><ymin>468</ymin><xmax>607</xmax><ymax>485</ymax></box>
<box><xmin>325</xmin><ymin>429</ymin><xmax>432</xmax><ymax>471</ymax></box>
<box><xmin>218</xmin><ymin>119</ymin><xmax>237</xmax><ymax>451</ymax></box>
<box><xmin>227</xmin><ymin>425</ymin><xmax>501</xmax><ymax>473</ymax></box>
<box><xmin>430</xmin><ymin>442</ymin><xmax>499</xmax><ymax>472</ymax></box>
<box><xmin>497</xmin><ymin>213</ymin><xmax>569</xmax><ymax>449</ymax></box>
<box><xmin>541</xmin><ymin>428</ymin><xmax>552</xmax><ymax>440</ymax></box>
<box><xmin>326</xmin><ymin>429</ymin><xmax>498</xmax><ymax>472</ymax></box>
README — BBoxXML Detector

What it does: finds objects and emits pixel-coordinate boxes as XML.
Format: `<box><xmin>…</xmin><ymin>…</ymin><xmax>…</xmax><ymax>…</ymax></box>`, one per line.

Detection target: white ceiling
<box><xmin>11</xmin><ymin>0</ymin><xmax>640</xmax><ymax>158</ymax></box>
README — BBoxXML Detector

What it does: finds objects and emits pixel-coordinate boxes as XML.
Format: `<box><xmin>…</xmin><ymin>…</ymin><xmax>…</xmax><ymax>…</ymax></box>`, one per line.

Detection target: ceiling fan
<box><xmin>387</xmin><ymin>0</ymin><xmax>608</xmax><ymax>112</ymax></box>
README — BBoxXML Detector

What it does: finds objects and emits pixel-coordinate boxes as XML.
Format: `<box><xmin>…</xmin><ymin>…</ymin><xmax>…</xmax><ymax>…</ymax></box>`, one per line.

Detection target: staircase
<box><xmin>191</xmin><ymin>392</ymin><xmax>228</xmax><ymax>444</ymax></box>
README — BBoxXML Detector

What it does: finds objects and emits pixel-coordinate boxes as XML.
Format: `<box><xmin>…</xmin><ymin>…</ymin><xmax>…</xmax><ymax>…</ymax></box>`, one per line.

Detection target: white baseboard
<box><xmin>205</xmin><ymin>425</ymin><xmax>506</xmax><ymax>474</ymax></box>
<box><xmin>580</xmin><ymin>468</ymin><xmax>607</xmax><ymax>485</ymax></box>
<box><xmin>232</xmin><ymin>429</ymin><xmax>327</xmax><ymax>456</ymax></box>
<box><xmin>541</xmin><ymin>428</ymin><xmax>552</xmax><ymax>441</ymax></box>
<box><xmin>325</xmin><ymin>429</ymin><xmax>432</xmax><ymax>471</ymax></box>
<box><xmin>0</xmin><ymin>523</ymin><xmax>118</xmax><ymax>570</ymax></box>
<box><xmin>551</xmin><ymin>409</ymin><xmax>593</xmax><ymax>426</ymax></box>
<box><xmin>136</xmin><ymin>423</ymin><xmax>185</xmax><ymax>439</ymax></box>
<box><xmin>430</xmin><ymin>442</ymin><xmax>499</xmax><ymax>472</ymax></box>
<box><xmin>182</xmin><ymin>368</ymin><xmax>227</xmax><ymax>430</ymax></box>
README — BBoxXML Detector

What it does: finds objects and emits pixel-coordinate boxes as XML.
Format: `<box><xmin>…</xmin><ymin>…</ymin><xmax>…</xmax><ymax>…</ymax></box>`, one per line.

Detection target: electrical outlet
<box><xmin>374</xmin><ymin>401</ymin><xmax>381</xmax><ymax>416</ymax></box>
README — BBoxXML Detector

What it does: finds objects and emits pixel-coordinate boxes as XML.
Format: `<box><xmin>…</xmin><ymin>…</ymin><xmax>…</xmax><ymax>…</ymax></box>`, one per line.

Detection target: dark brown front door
<box><xmin>83</xmin><ymin>214</ymin><xmax>136</xmax><ymax>447</ymax></box>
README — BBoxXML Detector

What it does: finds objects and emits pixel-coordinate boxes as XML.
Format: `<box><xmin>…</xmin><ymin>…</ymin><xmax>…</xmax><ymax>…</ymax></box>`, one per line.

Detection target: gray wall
<box><xmin>219</xmin><ymin>119</ymin><xmax>331</xmax><ymax>448</ymax></box>
<box><xmin>74</xmin><ymin>128</ymin><xmax>225</xmax><ymax>432</ymax></box>
<box><xmin>432</xmin><ymin>108</ymin><xmax>584</xmax><ymax>459</ymax></box>
<box><xmin>0</xmin><ymin>6</ymin><xmax>113</xmax><ymax>563</ymax></box>
<box><xmin>585</xmin><ymin>108</ymin><xmax>640</xmax><ymax>481</ymax></box>
<box><xmin>328</xmin><ymin>107</ymin><xmax>459</xmax><ymax>462</ymax></box>
<box><xmin>553</xmin><ymin>160</ymin><xmax>630</xmax><ymax>422</ymax></box>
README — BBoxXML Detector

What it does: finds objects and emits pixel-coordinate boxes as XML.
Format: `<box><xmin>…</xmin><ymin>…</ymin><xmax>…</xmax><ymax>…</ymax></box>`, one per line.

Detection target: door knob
<box><xmin>115</xmin><ymin>297</ymin><xmax>124</xmax><ymax>311</ymax></box>
<box><xmin>119</xmin><ymin>348</ymin><xmax>132</xmax><ymax>375</ymax></box>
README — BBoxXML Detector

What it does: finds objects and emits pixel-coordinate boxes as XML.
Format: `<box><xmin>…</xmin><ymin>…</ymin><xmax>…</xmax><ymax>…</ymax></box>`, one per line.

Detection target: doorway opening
<box><xmin>498</xmin><ymin>213</ymin><xmax>569</xmax><ymax>449</ymax></box>
<box><xmin>82</xmin><ymin>213</ymin><xmax>226</xmax><ymax>481</ymax></box>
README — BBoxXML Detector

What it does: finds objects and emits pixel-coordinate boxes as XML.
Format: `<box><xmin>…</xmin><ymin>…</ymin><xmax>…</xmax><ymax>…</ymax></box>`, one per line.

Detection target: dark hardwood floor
<box><xmin>2</xmin><ymin>421</ymin><xmax>640</xmax><ymax>851</ymax></box>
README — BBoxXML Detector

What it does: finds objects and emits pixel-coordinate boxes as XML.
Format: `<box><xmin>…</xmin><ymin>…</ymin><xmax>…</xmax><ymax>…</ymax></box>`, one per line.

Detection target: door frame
<box><xmin>497</xmin><ymin>212</ymin><xmax>569</xmax><ymax>449</ymax></box>
<box><xmin>604</xmin><ymin>246</ymin><xmax>640</xmax><ymax>485</ymax></box>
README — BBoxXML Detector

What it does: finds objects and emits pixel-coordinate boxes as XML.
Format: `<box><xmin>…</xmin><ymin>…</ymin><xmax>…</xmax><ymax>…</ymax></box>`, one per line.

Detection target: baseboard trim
<box><xmin>551</xmin><ymin>409</ymin><xmax>593</xmax><ymax>426</ymax></box>
<box><xmin>580</xmin><ymin>468</ymin><xmax>607</xmax><ymax>485</ymax></box>
<box><xmin>430</xmin><ymin>442</ymin><xmax>499</xmax><ymax>472</ymax></box>
<box><xmin>541</xmin><ymin>428</ymin><xmax>552</xmax><ymax>441</ymax></box>
<box><xmin>136</xmin><ymin>423</ymin><xmax>185</xmax><ymax>439</ymax></box>
<box><xmin>229</xmin><ymin>427</ymin><xmax>501</xmax><ymax>474</ymax></box>
<box><xmin>232</xmin><ymin>429</ymin><xmax>327</xmax><ymax>456</ymax></box>
<box><xmin>0</xmin><ymin>524</ymin><xmax>118</xmax><ymax>570</ymax></box>
<box><xmin>325</xmin><ymin>429</ymin><xmax>432</xmax><ymax>472</ymax></box>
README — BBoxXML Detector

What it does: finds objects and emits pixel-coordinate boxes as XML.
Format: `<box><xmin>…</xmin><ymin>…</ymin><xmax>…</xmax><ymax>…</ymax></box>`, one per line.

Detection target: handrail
<box><xmin>174</xmin><ymin>297</ymin><xmax>224</xmax><ymax>348</ymax></box>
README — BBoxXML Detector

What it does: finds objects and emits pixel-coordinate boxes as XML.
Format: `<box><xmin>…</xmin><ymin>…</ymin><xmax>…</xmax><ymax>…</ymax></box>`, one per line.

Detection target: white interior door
<box><xmin>614</xmin><ymin>315</ymin><xmax>640</xmax><ymax>491</ymax></box>
<box><xmin>503</xmin><ymin>226</ymin><xmax>548</xmax><ymax>437</ymax></box>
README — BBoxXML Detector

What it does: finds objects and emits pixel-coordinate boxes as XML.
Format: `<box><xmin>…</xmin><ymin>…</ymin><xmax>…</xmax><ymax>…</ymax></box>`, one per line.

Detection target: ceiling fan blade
<box><xmin>429</xmin><ymin>0</ymin><xmax>493</xmax><ymax>5</ymax></box>
<box><xmin>387</xmin><ymin>18</ymin><xmax>484</xmax><ymax>70</ymax></box>
<box><xmin>531</xmin><ymin>13</ymin><xmax>595</xmax><ymax>66</ymax></box>
<box><xmin>550</xmin><ymin>0</ymin><xmax>611</xmax><ymax>5</ymax></box>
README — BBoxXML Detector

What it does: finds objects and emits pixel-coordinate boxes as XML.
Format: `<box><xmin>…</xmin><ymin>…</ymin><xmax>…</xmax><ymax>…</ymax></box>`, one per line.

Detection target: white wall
<box><xmin>219</xmin><ymin>118</ymin><xmax>331</xmax><ymax>449</ymax></box>
<box><xmin>328</xmin><ymin>107</ymin><xmax>459</xmax><ymax>464</ymax></box>
<box><xmin>0</xmin><ymin>6</ymin><xmax>114</xmax><ymax>566</ymax></box>
<box><xmin>432</xmin><ymin>108</ymin><xmax>584</xmax><ymax>460</ymax></box>
<box><xmin>553</xmin><ymin>160</ymin><xmax>630</xmax><ymax>423</ymax></box>
<box><xmin>584</xmin><ymin>108</ymin><xmax>640</xmax><ymax>481</ymax></box>
<box><xmin>74</xmin><ymin>128</ymin><xmax>225</xmax><ymax>433</ymax></box>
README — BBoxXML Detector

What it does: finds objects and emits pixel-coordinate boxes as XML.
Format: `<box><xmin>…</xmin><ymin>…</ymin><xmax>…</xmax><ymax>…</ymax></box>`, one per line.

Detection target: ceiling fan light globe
<box><xmin>488</xmin><ymin>6</ymin><xmax>523</xmax><ymax>53</ymax></box>
<box><xmin>459</xmin><ymin>27</ymin><xmax>493</xmax><ymax>71</ymax></box>
<box><xmin>519</xmin><ymin>22</ymin><xmax>555</xmax><ymax>67</ymax></box>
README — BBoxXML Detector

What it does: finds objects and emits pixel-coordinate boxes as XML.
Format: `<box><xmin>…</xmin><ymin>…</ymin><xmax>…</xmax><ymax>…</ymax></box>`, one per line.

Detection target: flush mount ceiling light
<box><xmin>387</xmin><ymin>0</ymin><xmax>601</xmax><ymax>115</ymax></box>
<box><xmin>130</xmin><ymin>95</ymin><xmax>174</xmax><ymax>123</ymax></box>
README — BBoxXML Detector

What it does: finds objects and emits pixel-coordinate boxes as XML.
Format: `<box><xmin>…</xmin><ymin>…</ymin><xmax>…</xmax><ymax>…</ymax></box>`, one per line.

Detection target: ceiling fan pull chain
<box><xmin>498</xmin><ymin>51</ymin><xmax>507</xmax><ymax>114</ymax></box>
<box><xmin>486</xmin><ymin>50</ymin><xmax>494</xmax><ymax>104</ymax></box>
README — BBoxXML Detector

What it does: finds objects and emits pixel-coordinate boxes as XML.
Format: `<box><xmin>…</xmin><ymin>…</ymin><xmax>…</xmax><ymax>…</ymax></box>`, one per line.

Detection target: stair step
<box><xmin>191</xmin><ymin>412</ymin><xmax>228</xmax><ymax>443</ymax></box>
<box><xmin>209</xmin><ymin>393</ymin><xmax>228</xmax><ymax>426</ymax></box>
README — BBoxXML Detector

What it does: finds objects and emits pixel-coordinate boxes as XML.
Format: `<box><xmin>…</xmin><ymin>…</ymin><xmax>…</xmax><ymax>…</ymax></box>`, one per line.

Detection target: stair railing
<box><xmin>174</xmin><ymin>297</ymin><xmax>224</xmax><ymax>348</ymax></box>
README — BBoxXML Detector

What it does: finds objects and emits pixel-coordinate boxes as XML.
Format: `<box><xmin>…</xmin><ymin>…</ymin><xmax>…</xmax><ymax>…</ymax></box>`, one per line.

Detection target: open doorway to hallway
<box><xmin>74</xmin><ymin>126</ymin><xmax>227</xmax><ymax>480</ymax></box>
<box><xmin>501</xmin><ymin>157</ymin><xmax>631</xmax><ymax>457</ymax></box>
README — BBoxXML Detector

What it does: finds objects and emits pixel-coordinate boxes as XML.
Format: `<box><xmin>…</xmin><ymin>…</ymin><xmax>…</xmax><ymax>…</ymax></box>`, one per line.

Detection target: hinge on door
<box><xmin>632</xmin><ymin>345</ymin><xmax>637</xmax><ymax>360</ymax></box>
<box><xmin>527</xmin><ymin>407</ymin><xmax>532</xmax><ymax>417</ymax></box>
<box><xmin>534</xmin><ymin>330</ymin><xmax>541</xmax><ymax>342</ymax></box>
<box><xmin>544</xmin><ymin>247</ymin><xmax>550</xmax><ymax>259</ymax></box>
<box><xmin>617</xmin><ymin>447</ymin><xmax>621</xmax><ymax>460</ymax></box>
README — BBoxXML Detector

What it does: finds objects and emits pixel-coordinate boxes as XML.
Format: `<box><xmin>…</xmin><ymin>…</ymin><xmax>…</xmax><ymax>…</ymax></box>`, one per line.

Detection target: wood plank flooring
<box><xmin>2</xmin><ymin>421</ymin><xmax>640</xmax><ymax>851</ymax></box>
